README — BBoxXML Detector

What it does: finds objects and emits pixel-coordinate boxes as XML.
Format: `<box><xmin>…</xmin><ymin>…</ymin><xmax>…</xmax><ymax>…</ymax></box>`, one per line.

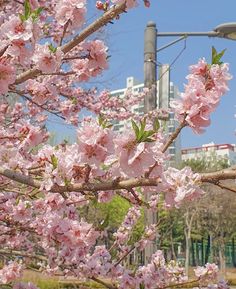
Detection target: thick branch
<box><xmin>200</xmin><ymin>167</ymin><xmax>236</xmax><ymax>183</ymax></box>
<box><xmin>14</xmin><ymin>2</ymin><xmax>126</xmax><ymax>85</ymax></box>
<box><xmin>0</xmin><ymin>166</ymin><xmax>162</xmax><ymax>193</ymax></box>
<box><xmin>2</xmin><ymin>166</ymin><xmax>236</xmax><ymax>194</ymax></box>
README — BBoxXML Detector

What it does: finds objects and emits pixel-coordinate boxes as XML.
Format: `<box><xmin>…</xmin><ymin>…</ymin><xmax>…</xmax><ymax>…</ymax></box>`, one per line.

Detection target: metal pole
<box><xmin>144</xmin><ymin>21</ymin><xmax>157</xmax><ymax>265</ymax></box>
<box><xmin>144</xmin><ymin>21</ymin><xmax>157</xmax><ymax>112</ymax></box>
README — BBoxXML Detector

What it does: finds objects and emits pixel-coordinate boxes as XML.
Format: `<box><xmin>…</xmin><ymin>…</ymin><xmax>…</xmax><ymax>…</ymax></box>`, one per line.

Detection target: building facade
<box><xmin>182</xmin><ymin>142</ymin><xmax>236</xmax><ymax>166</ymax></box>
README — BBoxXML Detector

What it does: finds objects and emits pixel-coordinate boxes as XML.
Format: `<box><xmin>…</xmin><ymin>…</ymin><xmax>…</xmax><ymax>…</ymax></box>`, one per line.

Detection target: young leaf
<box><xmin>24</xmin><ymin>0</ymin><xmax>31</xmax><ymax>20</ymax></box>
<box><xmin>48</xmin><ymin>44</ymin><xmax>57</xmax><ymax>53</ymax></box>
<box><xmin>140</xmin><ymin>117</ymin><xmax>146</xmax><ymax>135</ymax></box>
<box><xmin>31</xmin><ymin>7</ymin><xmax>44</xmax><ymax>22</ymax></box>
<box><xmin>211</xmin><ymin>46</ymin><xmax>217</xmax><ymax>64</ymax></box>
<box><xmin>211</xmin><ymin>46</ymin><xmax>226</xmax><ymax>65</ymax></box>
<box><xmin>19</xmin><ymin>14</ymin><xmax>26</xmax><ymax>22</ymax></box>
<box><xmin>153</xmin><ymin>117</ymin><xmax>160</xmax><ymax>132</ymax></box>
<box><xmin>131</xmin><ymin>119</ymin><xmax>139</xmax><ymax>138</ymax></box>
<box><xmin>51</xmin><ymin>154</ymin><xmax>58</xmax><ymax>169</ymax></box>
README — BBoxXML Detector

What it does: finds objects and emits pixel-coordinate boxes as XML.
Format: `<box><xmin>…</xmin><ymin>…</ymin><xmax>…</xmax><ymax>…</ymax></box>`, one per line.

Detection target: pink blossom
<box><xmin>55</xmin><ymin>0</ymin><xmax>86</xmax><ymax>29</ymax></box>
<box><xmin>113</xmin><ymin>130</ymin><xmax>155</xmax><ymax>177</ymax></box>
<box><xmin>2</xmin><ymin>16</ymin><xmax>33</xmax><ymax>41</ymax></box>
<box><xmin>171</xmin><ymin>59</ymin><xmax>232</xmax><ymax>133</ymax></box>
<box><xmin>6</xmin><ymin>40</ymin><xmax>32</xmax><ymax>66</ymax></box>
<box><xmin>164</xmin><ymin>167</ymin><xmax>204</xmax><ymax>208</ymax></box>
<box><xmin>194</xmin><ymin>263</ymin><xmax>219</xmax><ymax>283</ymax></box>
<box><xmin>0</xmin><ymin>57</ymin><xmax>16</xmax><ymax>95</ymax></box>
<box><xmin>32</xmin><ymin>44</ymin><xmax>63</xmax><ymax>73</ymax></box>
<box><xmin>0</xmin><ymin>261</ymin><xmax>23</xmax><ymax>284</ymax></box>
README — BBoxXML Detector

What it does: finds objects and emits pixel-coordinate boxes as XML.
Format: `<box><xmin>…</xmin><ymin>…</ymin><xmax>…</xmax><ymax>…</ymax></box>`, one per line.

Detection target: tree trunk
<box><xmin>219</xmin><ymin>245</ymin><xmax>226</xmax><ymax>277</ymax></box>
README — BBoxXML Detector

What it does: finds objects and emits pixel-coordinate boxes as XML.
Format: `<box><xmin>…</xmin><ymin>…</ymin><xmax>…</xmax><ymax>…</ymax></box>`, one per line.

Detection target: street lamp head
<box><xmin>214</xmin><ymin>22</ymin><xmax>236</xmax><ymax>40</ymax></box>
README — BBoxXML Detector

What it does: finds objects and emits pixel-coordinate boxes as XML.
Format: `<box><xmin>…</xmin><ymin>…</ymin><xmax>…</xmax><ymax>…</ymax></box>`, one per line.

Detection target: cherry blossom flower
<box><xmin>164</xmin><ymin>166</ymin><xmax>204</xmax><ymax>208</ymax></box>
<box><xmin>2</xmin><ymin>16</ymin><xmax>33</xmax><ymax>41</ymax></box>
<box><xmin>171</xmin><ymin>59</ymin><xmax>232</xmax><ymax>133</ymax></box>
<box><xmin>0</xmin><ymin>57</ymin><xmax>16</xmax><ymax>95</ymax></box>
<box><xmin>32</xmin><ymin>44</ymin><xmax>63</xmax><ymax>73</ymax></box>
<box><xmin>0</xmin><ymin>261</ymin><xmax>23</xmax><ymax>284</ymax></box>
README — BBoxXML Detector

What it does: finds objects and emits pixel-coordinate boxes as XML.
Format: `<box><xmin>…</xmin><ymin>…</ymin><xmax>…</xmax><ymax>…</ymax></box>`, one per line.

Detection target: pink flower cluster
<box><xmin>136</xmin><ymin>250</ymin><xmax>187</xmax><ymax>289</ymax></box>
<box><xmin>163</xmin><ymin>166</ymin><xmax>204</xmax><ymax>208</ymax></box>
<box><xmin>72</xmin><ymin>40</ymin><xmax>108</xmax><ymax>81</ymax></box>
<box><xmin>0</xmin><ymin>57</ymin><xmax>16</xmax><ymax>95</ymax></box>
<box><xmin>0</xmin><ymin>261</ymin><xmax>23</xmax><ymax>284</ymax></box>
<box><xmin>32</xmin><ymin>44</ymin><xmax>63</xmax><ymax>73</ymax></box>
<box><xmin>55</xmin><ymin>0</ymin><xmax>86</xmax><ymax>29</ymax></box>
<box><xmin>114</xmin><ymin>206</ymin><xmax>141</xmax><ymax>247</ymax></box>
<box><xmin>172</xmin><ymin>59</ymin><xmax>232</xmax><ymax>133</ymax></box>
<box><xmin>194</xmin><ymin>263</ymin><xmax>219</xmax><ymax>283</ymax></box>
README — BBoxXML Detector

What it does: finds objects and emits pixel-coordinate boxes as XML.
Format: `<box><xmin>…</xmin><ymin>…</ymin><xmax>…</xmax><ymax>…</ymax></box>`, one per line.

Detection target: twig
<box><xmin>213</xmin><ymin>181</ymin><xmax>236</xmax><ymax>194</ymax></box>
<box><xmin>161</xmin><ymin>117</ymin><xmax>187</xmax><ymax>153</ymax></box>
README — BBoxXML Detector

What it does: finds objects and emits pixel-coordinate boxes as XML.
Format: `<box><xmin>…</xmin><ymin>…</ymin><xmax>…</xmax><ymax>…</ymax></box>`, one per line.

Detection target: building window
<box><xmin>169</xmin><ymin>148</ymin><xmax>176</xmax><ymax>155</ymax></box>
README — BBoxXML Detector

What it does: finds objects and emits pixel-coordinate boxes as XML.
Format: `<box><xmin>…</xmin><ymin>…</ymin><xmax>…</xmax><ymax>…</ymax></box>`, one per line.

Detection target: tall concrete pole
<box><xmin>144</xmin><ymin>21</ymin><xmax>157</xmax><ymax>112</ymax></box>
<box><xmin>144</xmin><ymin>21</ymin><xmax>157</xmax><ymax>265</ymax></box>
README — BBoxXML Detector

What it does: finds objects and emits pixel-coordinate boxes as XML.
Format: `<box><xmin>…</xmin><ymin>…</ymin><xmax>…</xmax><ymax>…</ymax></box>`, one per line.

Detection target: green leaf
<box><xmin>31</xmin><ymin>7</ymin><xmax>43</xmax><ymax>22</ymax></box>
<box><xmin>211</xmin><ymin>46</ymin><xmax>217</xmax><ymax>63</ymax></box>
<box><xmin>211</xmin><ymin>46</ymin><xmax>226</xmax><ymax>65</ymax></box>
<box><xmin>51</xmin><ymin>154</ymin><xmax>58</xmax><ymax>169</ymax></box>
<box><xmin>48</xmin><ymin>44</ymin><xmax>57</xmax><ymax>53</ymax></box>
<box><xmin>153</xmin><ymin>117</ymin><xmax>160</xmax><ymax>132</ymax></box>
<box><xmin>71</xmin><ymin>97</ymin><xmax>78</xmax><ymax>105</ymax></box>
<box><xmin>98</xmin><ymin>114</ymin><xmax>103</xmax><ymax>126</ymax></box>
<box><xmin>19</xmin><ymin>13</ymin><xmax>26</xmax><ymax>22</ymax></box>
<box><xmin>24</xmin><ymin>0</ymin><xmax>31</xmax><ymax>20</ymax></box>
<box><xmin>131</xmin><ymin>119</ymin><xmax>139</xmax><ymax>138</ymax></box>
<box><xmin>139</xmin><ymin>283</ymin><xmax>145</xmax><ymax>289</ymax></box>
<box><xmin>140</xmin><ymin>117</ymin><xmax>146</xmax><ymax>135</ymax></box>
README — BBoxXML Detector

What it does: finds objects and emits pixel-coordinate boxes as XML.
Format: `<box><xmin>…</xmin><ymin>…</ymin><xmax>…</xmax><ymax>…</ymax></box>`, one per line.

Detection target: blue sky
<box><xmin>48</xmin><ymin>0</ymin><xmax>236</xmax><ymax>148</ymax></box>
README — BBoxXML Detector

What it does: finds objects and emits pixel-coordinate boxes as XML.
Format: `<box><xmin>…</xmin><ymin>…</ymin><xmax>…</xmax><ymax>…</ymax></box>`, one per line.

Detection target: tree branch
<box><xmin>14</xmin><ymin>2</ymin><xmax>127</xmax><ymax>85</ymax></box>
<box><xmin>162</xmin><ymin>118</ymin><xmax>187</xmax><ymax>153</ymax></box>
<box><xmin>213</xmin><ymin>181</ymin><xmax>236</xmax><ymax>194</ymax></box>
<box><xmin>1</xmin><ymin>166</ymin><xmax>236</xmax><ymax>195</ymax></box>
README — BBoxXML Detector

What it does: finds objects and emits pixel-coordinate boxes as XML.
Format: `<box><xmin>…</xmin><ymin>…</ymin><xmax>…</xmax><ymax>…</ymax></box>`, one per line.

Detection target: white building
<box><xmin>182</xmin><ymin>142</ymin><xmax>236</xmax><ymax>166</ymax></box>
<box><xmin>110</xmin><ymin>71</ymin><xmax>181</xmax><ymax>165</ymax></box>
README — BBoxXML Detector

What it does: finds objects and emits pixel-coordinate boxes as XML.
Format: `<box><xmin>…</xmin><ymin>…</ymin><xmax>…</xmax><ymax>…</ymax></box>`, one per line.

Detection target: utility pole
<box><xmin>144</xmin><ymin>21</ymin><xmax>158</xmax><ymax>265</ymax></box>
<box><xmin>144</xmin><ymin>21</ymin><xmax>157</xmax><ymax>112</ymax></box>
